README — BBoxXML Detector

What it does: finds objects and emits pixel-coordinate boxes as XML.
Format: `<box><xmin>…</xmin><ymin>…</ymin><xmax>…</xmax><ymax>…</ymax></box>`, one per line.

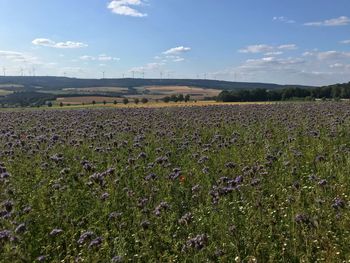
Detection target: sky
<box><xmin>0</xmin><ymin>0</ymin><xmax>350</xmax><ymax>85</ymax></box>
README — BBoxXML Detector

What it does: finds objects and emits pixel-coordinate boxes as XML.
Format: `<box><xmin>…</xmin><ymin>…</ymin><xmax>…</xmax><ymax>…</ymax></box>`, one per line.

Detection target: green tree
<box><xmin>170</xmin><ymin>94</ymin><xmax>178</xmax><ymax>102</ymax></box>
<box><xmin>141</xmin><ymin>98</ymin><xmax>148</xmax><ymax>104</ymax></box>
<box><xmin>123</xmin><ymin>98</ymin><xmax>129</xmax><ymax>104</ymax></box>
<box><xmin>134</xmin><ymin>98</ymin><xmax>140</xmax><ymax>104</ymax></box>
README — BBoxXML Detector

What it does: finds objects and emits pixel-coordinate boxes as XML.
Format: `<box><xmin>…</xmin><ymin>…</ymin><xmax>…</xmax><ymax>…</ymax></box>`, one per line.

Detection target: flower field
<box><xmin>0</xmin><ymin>103</ymin><xmax>349</xmax><ymax>262</ymax></box>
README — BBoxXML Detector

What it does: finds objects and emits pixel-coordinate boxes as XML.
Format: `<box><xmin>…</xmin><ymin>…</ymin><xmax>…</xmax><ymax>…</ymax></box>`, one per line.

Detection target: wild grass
<box><xmin>0</xmin><ymin>103</ymin><xmax>349</xmax><ymax>262</ymax></box>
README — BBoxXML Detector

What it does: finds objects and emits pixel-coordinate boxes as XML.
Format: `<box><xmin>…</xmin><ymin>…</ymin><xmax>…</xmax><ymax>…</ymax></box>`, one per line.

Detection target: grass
<box><xmin>0</xmin><ymin>102</ymin><xmax>349</xmax><ymax>262</ymax></box>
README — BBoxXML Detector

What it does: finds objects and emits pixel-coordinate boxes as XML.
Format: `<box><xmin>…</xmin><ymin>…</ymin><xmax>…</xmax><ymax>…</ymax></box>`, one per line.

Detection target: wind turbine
<box><xmin>102</xmin><ymin>71</ymin><xmax>105</xmax><ymax>79</ymax></box>
<box><xmin>20</xmin><ymin>67</ymin><xmax>24</xmax><ymax>77</ymax></box>
<box><xmin>2</xmin><ymin>67</ymin><xmax>6</xmax><ymax>76</ymax></box>
<box><xmin>132</xmin><ymin>71</ymin><xmax>135</xmax><ymax>78</ymax></box>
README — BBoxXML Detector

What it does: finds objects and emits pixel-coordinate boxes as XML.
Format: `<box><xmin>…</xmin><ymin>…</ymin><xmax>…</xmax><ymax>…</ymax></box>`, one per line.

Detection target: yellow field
<box><xmin>62</xmin><ymin>87</ymin><xmax>129</xmax><ymax>93</ymax></box>
<box><xmin>0</xmin><ymin>84</ymin><xmax>24</xmax><ymax>88</ymax></box>
<box><xmin>139</xmin><ymin>85</ymin><xmax>221</xmax><ymax>99</ymax></box>
<box><xmin>53</xmin><ymin>100</ymin><xmax>273</xmax><ymax>110</ymax></box>
<box><xmin>113</xmin><ymin>101</ymin><xmax>273</xmax><ymax>108</ymax></box>
<box><xmin>0</xmin><ymin>89</ymin><xmax>13</xmax><ymax>96</ymax></box>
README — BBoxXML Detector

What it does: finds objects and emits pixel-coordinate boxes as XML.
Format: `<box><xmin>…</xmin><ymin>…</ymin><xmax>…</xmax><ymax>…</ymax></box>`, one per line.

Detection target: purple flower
<box><xmin>88</xmin><ymin>237</ymin><xmax>103</xmax><ymax>249</ymax></box>
<box><xmin>23</xmin><ymin>206</ymin><xmax>32</xmax><ymax>214</ymax></box>
<box><xmin>183</xmin><ymin>234</ymin><xmax>208</xmax><ymax>251</ymax></box>
<box><xmin>234</xmin><ymin>176</ymin><xmax>243</xmax><ymax>184</ymax></box>
<box><xmin>101</xmin><ymin>192</ymin><xmax>110</xmax><ymax>201</ymax></box>
<box><xmin>77</xmin><ymin>231</ymin><xmax>94</xmax><ymax>245</ymax></box>
<box><xmin>111</xmin><ymin>256</ymin><xmax>124</xmax><ymax>262</ymax></box>
<box><xmin>15</xmin><ymin>223</ymin><xmax>26</xmax><ymax>234</ymax></box>
<box><xmin>145</xmin><ymin>173</ymin><xmax>157</xmax><ymax>181</ymax></box>
<box><xmin>332</xmin><ymin>197</ymin><xmax>345</xmax><ymax>210</ymax></box>
<box><xmin>295</xmin><ymin>213</ymin><xmax>312</xmax><ymax>226</ymax></box>
<box><xmin>109</xmin><ymin>212</ymin><xmax>123</xmax><ymax>221</ymax></box>
<box><xmin>37</xmin><ymin>255</ymin><xmax>47</xmax><ymax>262</ymax></box>
<box><xmin>178</xmin><ymin>212</ymin><xmax>193</xmax><ymax>225</ymax></box>
<box><xmin>224</xmin><ymin>162</ymin><xmax>236</xmax><ymax>169</ymax></box>
<box><xmin>318</xmin><ymin>179</ymin><xmax>327</xmax><ymax>186</ymax></box>
<box><xmin>154</xmin><ymin>202</ymin><xmax>170</xmax><ymax>216</ymax></box>
<box><xmin>251</xmin><ymin>178</ymin><xmax>260</xmax><ymax>186</ymax></box>
<box><xmin>50</xmin><ymin>228</ymin><xmax>63</xmax><ymax>237</ymax></box>
<box><xmin>0</xmin><ymin>172</ymin><xmax>10</xmax><ymax>179</ymax></box>
<box><xmin>0</xmin><ymin>230</ymin><xmax>12</xmax><ymax>241</ymax></box>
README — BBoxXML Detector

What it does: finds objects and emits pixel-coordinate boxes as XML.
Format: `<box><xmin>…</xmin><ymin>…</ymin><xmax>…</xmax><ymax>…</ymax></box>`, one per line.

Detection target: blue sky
<box><xmin>0</xmin><ymin>0</ymin><xmax>350</xmax><ymax>85</ymax></box>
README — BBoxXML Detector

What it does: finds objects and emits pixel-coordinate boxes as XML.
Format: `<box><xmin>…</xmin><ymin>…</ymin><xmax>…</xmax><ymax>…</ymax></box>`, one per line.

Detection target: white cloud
<box><xmin>239</xmin><ymin>44</ymin><xmax>273</xmax><ymax>53</ymax></box>
<box><xmin>163</xmin><ymin>46</ymin><xmax>191</xmax><ymax>55</ymax></box>
<box><xmin>304</xmin><ymin>16</ymin><xmax>350</xmax><ymax>26</ymax></box>
<box><xmin>32</xmin><ymin>38</ymin><xmax>55</xmax><ymax>47</ymax></box>
<box><xmin>173</xmin><ymin>57</ymin><xmax>185</xmax><ymax>62</ymax></box>
<box><xmin>130</xmin><ymin>62</ymin><xmax>165</xmax><ymax>73</ymax></box>
<box><xmin>340</xmin><ymin>40</ymin><xmax>350</xmax><ymax>44</ymax></box>
<box><xmin>273</xmin><ymin>16</ymin><xmax>295</xmax><ymax>24</ymax></box>
<box><xmin>278</xmin><ymin>44</ymin><xmax>297</xmax><ymax>50</ymax></box>
<box><xmin>32</xmin><ymin>38</ymin><xmax>88</xmax><ymax>49</ymax></box>
<box><xmin>329</xmin><ymin>63</ymin><xmax>350</xmax><ymax>69</ymax></box>
<box><xmin>304</xmin><ymin>50</ymin><xmax>350</xmax><ymax>60</ymax></box>
<box><xmin>79</xmin><ymin>54</ymin><xmax>120</xmax><ymax>61</ymax></box>
<box><xmin>107</xmin><ymin>0</ymin><xmax>147</xmax><ymax>17</ymax></box>
<box><xmin>0</xmin><ymin>50</ymin><xmax>41</xmax><ymax>64</ymax></box>
<box><xmin>80</xmin><ymin>55</ymin><xmax>95</xmax><ymax>61</ymax></box>
<box><xmin>242</xmin><ymin>57</ymin><xmax>305</xmax><ymax>69</ymax></box>
<box><xmin>264</xmin><ymin>51</ymin><xmax>283</xmax><ymax>56</ymax></box>
<box><xmin>239</xmin><ymin>44</ymin><xmax>297</xmax><ymax>54</ymax></box>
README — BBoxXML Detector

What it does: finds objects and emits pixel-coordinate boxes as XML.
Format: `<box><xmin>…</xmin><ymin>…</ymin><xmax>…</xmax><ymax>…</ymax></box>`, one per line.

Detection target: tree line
<box><xmin>217</xmin><ymin>82</ymin><xmax>350</xmax><ymax>102</ymax></box>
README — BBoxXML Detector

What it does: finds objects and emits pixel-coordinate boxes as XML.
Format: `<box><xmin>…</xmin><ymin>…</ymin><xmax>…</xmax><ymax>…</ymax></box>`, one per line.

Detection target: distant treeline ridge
<box><xmin>217</xmin><ymin>82</ymin><xmax>350</xmax><ymax>102</ymax></box>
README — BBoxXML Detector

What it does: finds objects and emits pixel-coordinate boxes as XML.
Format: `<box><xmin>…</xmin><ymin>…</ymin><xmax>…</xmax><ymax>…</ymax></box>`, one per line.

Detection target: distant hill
<box><xmin>0</xmin><ymin>76</ymin><xmax>313</xmax><ymax>91</ymax></box>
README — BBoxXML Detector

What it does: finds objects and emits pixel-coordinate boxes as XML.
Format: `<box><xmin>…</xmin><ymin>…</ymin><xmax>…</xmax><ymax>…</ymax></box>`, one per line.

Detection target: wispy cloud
<box><xmin>273</xmin><ymin>16</ymin><xmax>295</xmax><ymax>24</ymax></box>
<box><xmin>340</xmin><ymin>40</ymin><xmax>350</xmax><ymax>44</ymax></box>
<box><xmin>239</xmin><ymin>44</ymin><xmax>297</xmax><ymax>54</ymax></box>
<box><xmin>130</xmin><ymin>62</ymin><xmax>165</xmax><ymax>73</ymax></box>
<box><xmin>304</xmin><ymin>16</ymin><xmax>350</xmax><ymax>26</ymax></box>
<box><xmin>0</xmin><ymin>50</ymin><xmax>41</xmax><ymax>64</ymax></box>
<box><xmin>32</xmin><ymin>38</ymin><xmax>88</xmax><ymax>49</ymax></box>
<box><xmin>303</xmin><ymin>50</ymin><xmax>350</xmax><ymax>60</ymax></box>
<box><xmin>80</xmin><ymin>54</ymin><xmax>120</xmax><ymax>61</ymax></box>
<box><xmin>107</xmin><ymin>0</ymin><xmax>147</xmax><ymax>17</ymax></box>
<box><xmin>163</xmin><ymin>46</ymin><xmax>191</xmax><ymax>55</ymax></box>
